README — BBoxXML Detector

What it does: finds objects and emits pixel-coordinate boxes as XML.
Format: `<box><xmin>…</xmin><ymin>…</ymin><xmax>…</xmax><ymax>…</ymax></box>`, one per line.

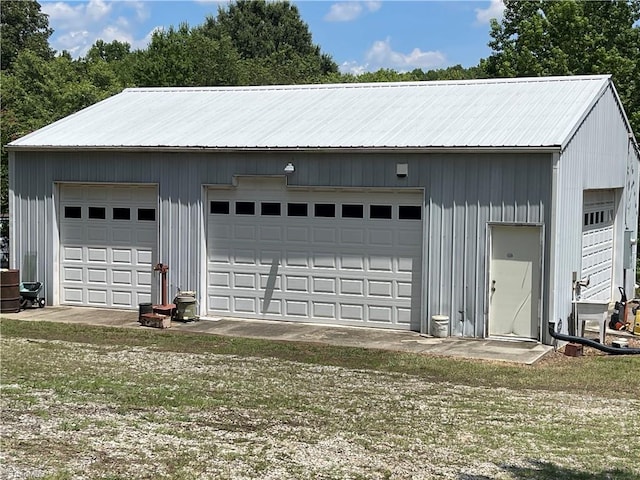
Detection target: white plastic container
<box><xmin>431</xmin><ymin>315</ymin><xmax>450</xmax><ymax>338</ymax></box>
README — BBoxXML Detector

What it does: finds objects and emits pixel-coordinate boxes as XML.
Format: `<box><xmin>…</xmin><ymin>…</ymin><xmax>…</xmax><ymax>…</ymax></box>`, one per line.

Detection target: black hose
<box><xmin>549</xmin><ymin>322</ymin><xmax>640</xmax><ymax>355</ymax></box>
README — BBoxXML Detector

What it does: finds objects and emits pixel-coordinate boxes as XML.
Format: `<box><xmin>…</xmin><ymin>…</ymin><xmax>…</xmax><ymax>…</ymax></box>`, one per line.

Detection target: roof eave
<box><xmin>6</xmin><ymin>145</ymin><xmax>562</xmax><ymax>154</ymax></box>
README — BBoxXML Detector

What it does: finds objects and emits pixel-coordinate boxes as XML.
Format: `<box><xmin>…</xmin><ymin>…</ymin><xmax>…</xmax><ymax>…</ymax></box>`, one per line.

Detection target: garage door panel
<box><xmin>313</xmin><ymin>228</ymin><xmax>337</xmax><ymax>243</ymax></box>
<box><xmin>63</xmin><ymin>246</ymin><xmax>83</xmax><ymax>262</ymax></box>
<box><xmin>210</xmin><ymin>272</ymin><xmax>230</xmax><ymax>287</ymax></box>
<box><xmin>112</xmin><ymin>249</ymin><xmax>132</xmax><ymax>264</ymax></box>
<box><xmin>88</xmin><ymin>289</ymin><xmax>107</xmax><ymax>305</ymax></box>
<box><xmin>63</xmin><ymin>267</ymin><xmax>83</xmax><ymax>282</ymax></box>
<box><xmin>63</xmin><ymin>288</ymin><xmax>83</xmax><ymax>303</ymax></box>
<box><xmin>312</xmin><ymin>254</ymin><xmax>336</xmax><ymax>269</ymax></box>
<box><xmin>210</xmin><ymin>295</ymin><xmax>230</xmax><ymax>311</ymax></box>
<box><xmin>259</xmin><ymin>274</ymin><xmax>281</xmax><ymax>290</ymax></box>
<box><xmin>209</xmin><ymin>250</ymin><xmax>229</xmax><ymax>264</ymax></box>
<box><xmin>313</xmin><ymin>277</ymin><xmax>336</xmax><ymax>294</ymax></box>
<box><xmin>341</xmin><ymin>229</ymin><xmax>365</xmax><ymax>245</ymax></box>
<box><xmin>369</xmin><ymin>280</ymin><xmax>392</xmax><ymax>297</ymax></box>
<box><xmin>234</xmin><ymin>273</ymin><xmax>256</xmax><ymax>289</ymax></box>
<box><xmin>340</xmin><ymin>255</ymin><xmax>364</xmax><ymax>270</ymax></box>
<box><xmin>112</xmin><ymin>270</ymin><xmax>131</xmax><ymax>285</ymax></box>
<box><xmin>137</xmin><ymin>249</ymin><xmax>153</xmax><ymax>266</ymax></box>
<box><xmin>286</xmin><ymin>275</ymin><xmax>309</xmax><ymax>292</ymax></box>
<box><xmin>136</xmin><ymin>229</ymin><xmax>156</xmax><ymax>244</ymax></box>
<box><xmin>313</xmin><ymin>302</ymin><xmax>336</xmax><ymax>318</ymax></box>
<box><xmin>341</xmin><ymin>304</ymin><xmax>364</xmax><ymax>320</ymax></box>
<box><xmin>60</xmin><ymin>185</ymin><xmax>157</xmax><ymax>309</ymax></box>
<box><xmin>88</xmin><ymin>268</ymin><xmax>107</xmax><ymax>284</ymax></box>
<box><xmin>286</xmin><ymin>252</ymin><xmax>308</xmax><ymax>268</ymax></box>
<box><xmin>398</xmin><ymin>257</ymin><xmax>413</xmax><ymax>272</ymax></box>
<box><xmin>369</xmin><ymin>229</ymin><xmax>393</xmax><ymax>246</ymax></box>
<box><xmin>137</xmin><ymin>270</ymin><xmax>152</xmax><ymax>287</ymax></box>
<box><xmin>234</xmin><ymin>250</ymin><xmax>256</xmax><ymax>265</ymax></box>
<box><xmin>397</xmin><ymin>307</ymin><xmax>411</xmax><ymax>324</ymax></box>
<box><xmin>235</xmin><ymin>225</ymin><xmax>256</xmax><ymax>240</ymax></box>
<box><xmin>286</xmin><ymin>226</ymin><xmax>309</xmax><ymax>242</ymax></box>
<box><xmin>112</xmin><ymin>291</ymin><xmax>132</xmax><ymax>307</ymax></box>
<box><xmin>397</xmin><ymin>282</ymin><xmax>412</xmax><ymax>298</ymax></box>
<box><xmin>340</xmin><ymin>278</ymin><xmax>364</xmax><ymax>295</ymax></box>
<box><xmin>88</xmin><ymin>248</ymin><xmax>107</xmax><ymax>263</ymax></box>
<box><xmin>369</xmin><ymin>305</ymin><xmax>392</xmax><ymax>322</ymax></box>
<box><xmin>207</xmin><ymin>184</ymin><xmax>422</xmax><ymax>329</ymax></box>
<box><xmin>234</xmin><ymin>297</ymin><xmax>257</xmax><ymax>313</ymax></box>
<box><xmin>111</xmin><ymin>228</ymin><xmax>132</xmax><ymax>243</ymax></box>
<box><xmin>260</xmin><ymin>299</ymin><xmax>282</xmax><ymax>314</ymax></box>
<box><xmin>260</xmin><ymin>226</ymin><xmax>282</xmax><ymax>241</ymax></box>
<box><xmin>286</xmin><ymin>300</ymin><xmax>308</xmax><ymax>316</ymax></box>
<box><xmin>88</xmin><ymin>227</ymin><xmax>108</xmax><ymax>242</ymax></box>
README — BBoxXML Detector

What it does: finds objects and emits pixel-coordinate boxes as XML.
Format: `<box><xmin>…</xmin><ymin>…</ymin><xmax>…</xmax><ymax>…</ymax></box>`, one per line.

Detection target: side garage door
<box><xmin>580</xmin><ymin>190</ymin><xmax>615</xmax><ymax>301</ymax></box>
<box><xmin>59</xmin><ymin>184</ymin><xmax>157</xmax><ymax>308</ymax></box>
<box><xmin>207</xmin><ymin>178</ymin><xmax>423</xmax><ymax>329</ymax></box>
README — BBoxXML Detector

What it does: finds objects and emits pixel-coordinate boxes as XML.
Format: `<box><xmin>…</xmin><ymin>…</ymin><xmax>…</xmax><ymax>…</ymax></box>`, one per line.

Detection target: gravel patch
<box><xmin>1</xmin><ymin>337</ymin><xmax>639</xmax><ymax>480</ymax></box>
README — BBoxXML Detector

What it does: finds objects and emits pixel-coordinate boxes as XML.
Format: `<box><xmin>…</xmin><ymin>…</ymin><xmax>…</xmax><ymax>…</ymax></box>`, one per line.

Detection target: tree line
<box><xmin>1</xmin><ymin>0</ymin><xmax>640</xmax><ymax>218</ymax></box>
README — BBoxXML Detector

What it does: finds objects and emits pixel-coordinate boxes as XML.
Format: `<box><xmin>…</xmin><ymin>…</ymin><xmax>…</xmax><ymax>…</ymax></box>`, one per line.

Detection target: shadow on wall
<box><xmin>459</xmin><ymin>460</ymin><xmax>638</xmax><ymax>480</ymax></box>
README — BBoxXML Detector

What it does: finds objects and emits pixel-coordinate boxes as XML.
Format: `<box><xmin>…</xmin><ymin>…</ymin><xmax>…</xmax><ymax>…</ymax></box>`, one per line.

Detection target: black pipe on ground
<box><xmin>549</xmin><ymin>322</ymin><xmax>640</xmax><ymax>355</ymax></box>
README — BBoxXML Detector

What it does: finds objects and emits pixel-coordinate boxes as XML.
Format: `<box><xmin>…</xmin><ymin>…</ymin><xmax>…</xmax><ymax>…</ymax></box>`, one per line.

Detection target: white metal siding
<box><xmin>549</xmin><ymin>84</ymin><xmax>635</xmax><ymax>336</ymax></box>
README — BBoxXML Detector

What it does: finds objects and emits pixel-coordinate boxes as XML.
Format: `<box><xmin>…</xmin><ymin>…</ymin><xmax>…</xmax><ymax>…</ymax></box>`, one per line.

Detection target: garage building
<box><xmin>8</xmin><ymin>75</ymin><xmax>639</xmax><ymax>344</ymax></box>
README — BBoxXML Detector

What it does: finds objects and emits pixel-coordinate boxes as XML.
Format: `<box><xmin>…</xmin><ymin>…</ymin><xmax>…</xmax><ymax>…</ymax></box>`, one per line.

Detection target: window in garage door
<box><xmin>206</xmin><ymin>178</ymin><xmax>423</xmax><ymax>329</ymax></box>
<box><xmin>59</xmin><ymin>184</ymin><xmax>157</xmax><ymax>309</ymax></box>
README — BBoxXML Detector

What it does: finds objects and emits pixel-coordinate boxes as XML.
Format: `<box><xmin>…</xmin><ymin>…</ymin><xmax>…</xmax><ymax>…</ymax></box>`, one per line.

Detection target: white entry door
<box><xmin>59</xmin><ymin>184</ymin><xmax>157</xmax><ymax>308</ymax></box>
<box><xmin>488</xmin><ymin>225</ymin><xmax>542</xmax><ymax>340</ymax></box>
<box><xmin>206</xmin><ymin>177</ymin><xmax>423</xmax><ymax>329</ymax></box>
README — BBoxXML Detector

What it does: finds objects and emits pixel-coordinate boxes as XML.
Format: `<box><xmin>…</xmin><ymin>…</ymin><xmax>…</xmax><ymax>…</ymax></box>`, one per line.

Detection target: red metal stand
<box><xmin>152</xmin><ymin>263</ymin><xmax>175</xmax><ymax>316</ymax></box>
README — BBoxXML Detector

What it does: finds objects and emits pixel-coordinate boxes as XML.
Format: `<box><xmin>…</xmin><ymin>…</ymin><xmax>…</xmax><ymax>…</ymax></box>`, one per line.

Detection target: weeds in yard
<box><xmin>1</xmin><ymin>319</ymin><xmax>639</xmax><ymax>480</ymax></box>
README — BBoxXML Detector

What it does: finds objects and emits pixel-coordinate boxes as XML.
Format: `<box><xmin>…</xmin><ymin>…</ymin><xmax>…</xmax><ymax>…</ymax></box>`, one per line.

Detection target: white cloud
<box><xmin>42</xmin><ymin>1</ymin><xmax>154</xmax><ymax>57</ymax></box>
<box><xmin>325</xmin><ymin>1</ymin><xmax>381</xmax><ymax>22</ymax></box>
<box><xmin>475</xmin><ymin>0</ymin><xmax>505</xmax><ymax>25</ymax></box>
<box><xmin>86</xmin><ymin>0</ymin><xmax>112</xmax><ymax>22</ymax></box>
<box><xmin>340</xmin><ymin>60</ymin><xmax>367</xmax><ymax>75</ymax></box>
<box><xmin>53</xmin><ymin>30</ymin><xmax>91</xmax><ymax>57</ymax></box>
<box><xmin>363</xmin><ymin>38</ymin><xmax>446</xmax><ymax>71</ymax></box>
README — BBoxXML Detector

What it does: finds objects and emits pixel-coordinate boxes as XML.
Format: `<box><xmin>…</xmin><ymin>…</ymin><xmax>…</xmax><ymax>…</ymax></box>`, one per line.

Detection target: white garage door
<box><xmin>206</xmin><ymin>178</ymin><xmax>423</xmax><ymax>329</ymax></box>
<box><xmin>59</xmin><ymin>184</ymin><xmax>157</xmax><ymax>308</ymax></box>
<box><xmin>580</xmin><ymin>190</ymin><xmax>615</xmax><ymax>301</ymax></box>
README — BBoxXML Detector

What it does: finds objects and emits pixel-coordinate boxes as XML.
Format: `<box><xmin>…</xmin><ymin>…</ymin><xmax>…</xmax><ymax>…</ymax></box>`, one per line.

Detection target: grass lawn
<box><xmin>1</xmin><ymin>318</ymin><xmax>639</xmax><ymax>480</ymax></box>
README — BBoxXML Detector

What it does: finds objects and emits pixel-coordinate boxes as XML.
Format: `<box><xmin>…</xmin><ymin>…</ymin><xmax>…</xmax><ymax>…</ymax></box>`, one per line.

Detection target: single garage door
<box><xmin>59</xmin><ymin>184</ymin><xmax>157</xmax><ymax>308</ymax></box>
<box><xmin>207</xmin><ymin>177</ymin><xmax>423</xmax><ymax>329</ymax></box>
<box><xmin>580</xmin><ymin>190</ymin><xmax>615</xmax><ymax>301</ymax></box>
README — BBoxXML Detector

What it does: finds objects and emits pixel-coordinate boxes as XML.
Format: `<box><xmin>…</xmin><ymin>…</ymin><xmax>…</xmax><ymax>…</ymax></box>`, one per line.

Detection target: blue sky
<box><xmin>41</xmin><ymin>0</ymin><xmax>505</xmax><ymax>73</ymax></box>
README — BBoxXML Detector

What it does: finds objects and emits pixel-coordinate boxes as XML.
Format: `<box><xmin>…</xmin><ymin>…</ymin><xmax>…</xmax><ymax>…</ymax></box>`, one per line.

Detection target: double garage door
<box><xmin>580</xmin><ymin>190</ymin><xmax>615</xmax><ymax>301</ymax></box>
<box><xmin>59</xmin><ymin>184</ymin><xmax>157</xmax><ymax>308</ymax></box>
<box><xmin>207</xmin><ymin>178</ymin><xmax>423</xmax><ymax>329</ymax></box>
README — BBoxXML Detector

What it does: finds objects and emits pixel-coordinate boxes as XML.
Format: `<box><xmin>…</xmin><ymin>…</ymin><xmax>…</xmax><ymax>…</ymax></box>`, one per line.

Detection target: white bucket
<box><xmin>431</xmin><ymin>315</ymin><xmax>450</xmax><ymax>338</ymax></box>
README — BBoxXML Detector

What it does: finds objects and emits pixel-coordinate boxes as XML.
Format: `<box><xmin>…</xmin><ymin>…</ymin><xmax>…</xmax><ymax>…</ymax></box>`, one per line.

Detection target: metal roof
<box><xmin>8</xmin><ymin>75</ymin><xmax>616</xmax><ymax>151</ymax></box>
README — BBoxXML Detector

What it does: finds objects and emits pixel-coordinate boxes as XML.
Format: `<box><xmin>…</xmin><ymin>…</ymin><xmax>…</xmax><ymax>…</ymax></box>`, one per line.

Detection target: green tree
<box><xmin>0</xmin><ymin>0</ymin><xmax>54</xmax><ymax>71</ymax></box>
<box><xmin>485</xmin><ymin>0</ymin><xmax>640</xmax><ymax>134</ymax></box>
<box><xmin>201</xmin><ymin>0</ymin><xmax>338</xmax><ymax>83</ymax></box>
<box><xmin>1</xmin><ymin>0</ymin><xmax>55</xmax><ymax>221</ymax></box>
<box><xmin>132</xmin><ymin>24</ymin><xmax>243</xmax><ymax>86</ymax></box>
